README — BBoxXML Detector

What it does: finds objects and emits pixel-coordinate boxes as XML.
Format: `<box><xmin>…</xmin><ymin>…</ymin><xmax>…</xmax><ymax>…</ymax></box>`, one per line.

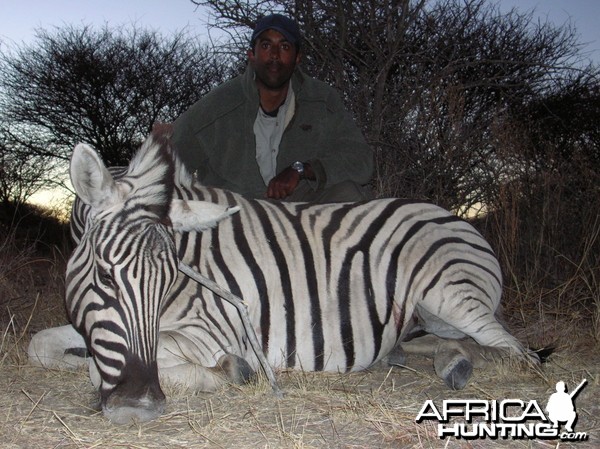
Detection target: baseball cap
<box><xmin>250</xmin><ymin>14</ymin><xmax>302</xmax><ymax>48</ymax></box>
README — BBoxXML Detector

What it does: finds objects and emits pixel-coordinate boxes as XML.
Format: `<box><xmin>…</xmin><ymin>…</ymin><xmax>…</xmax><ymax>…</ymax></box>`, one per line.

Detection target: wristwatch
<box><xmin>291</xmin><ymin>161</ymin><xmax>305</xmax><ymax>177</ymax></box>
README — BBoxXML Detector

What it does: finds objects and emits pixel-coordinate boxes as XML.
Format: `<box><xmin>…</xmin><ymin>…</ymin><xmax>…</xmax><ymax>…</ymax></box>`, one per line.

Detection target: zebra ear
<box><xmin>70</xmin><ymin>143</ymin><xmax>119</xmax><ymax>210</ymax></box>
<box><xmin>169</xmin><ymin>200</ymin><xmax>240</xmax><ymax>232</ymax></box>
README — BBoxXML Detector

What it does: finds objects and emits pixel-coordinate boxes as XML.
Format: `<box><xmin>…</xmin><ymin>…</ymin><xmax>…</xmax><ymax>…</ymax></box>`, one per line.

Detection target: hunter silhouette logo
<box><xmin>545</xmin><ymin>379</ymin><xmax>587</xmax><ymax>433</ymax></box>
<box><xmin>415</xmin><ymin>378</ymin><xmax>588</xmax><ymax>441</ymax></box>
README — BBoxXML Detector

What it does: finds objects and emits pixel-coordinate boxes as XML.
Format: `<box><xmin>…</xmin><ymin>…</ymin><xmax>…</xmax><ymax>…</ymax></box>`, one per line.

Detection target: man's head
<box><xmin>248</xmin><ymin>14</ymin><xmax>302</xmax><ymax>91</ymax></box>
<box><xmin>250</xmin><ymin>14</ymin><xmax>302</xmax><ymax>51</ymax></box>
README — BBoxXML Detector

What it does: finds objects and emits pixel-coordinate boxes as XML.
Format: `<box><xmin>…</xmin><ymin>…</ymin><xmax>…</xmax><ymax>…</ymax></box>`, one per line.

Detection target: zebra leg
<box><xmin>159</xmin><ymin>354</ymin><xmax>255</xmax><ymax>392</ymax></box>
<box><xmin>402</xmin><ymin>327</ymin><xmax>539</xmax><ymax>390</ymax></box>
<box><xmin>434</xmin><ymin>347</ymin><xmax>473</xmax><ymax>390</ymax></box>
<box><xmin>28</xmin><ymin>324</ymin><xmax>89</xmax><ymax>369</ymax></box>
<box><xmin>401</xmin><ymin>334</ymin><xmax>476</xmax><ymax>390</ymax></box>
<box><xmin>216</xmin><ymin>353</ymin><xmax>256</xmax><ymax>384</ymax></box>
<box><xmin>422</xmin><ymin>308</ymin><xmax>538</xmax><ymax>364</ymax></box>
<box><xmin>386</xmin><ymin>322</ymin><xmax>430</xmax><ymax>367</ymax></box>
<box><xmin>385</xmin><ymin>345</ymin><xmax>407</xmax><ymax>367</ymax></box>
<box><xmin>156</xmin><ymin>331</ymin><xmax>255</xmax><ymax>392</ymax></box>
<box><xmin>410</xmin><ymin>300</ymin><xmax>530</xmax><ymax>389</ymax></box>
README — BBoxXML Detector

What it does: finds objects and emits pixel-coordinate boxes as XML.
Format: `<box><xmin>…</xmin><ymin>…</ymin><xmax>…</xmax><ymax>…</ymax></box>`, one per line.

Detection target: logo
<box><xmin>415</xmin><ymin>379</ymin><xmax>588</xmax><ymax>441</ymax></box>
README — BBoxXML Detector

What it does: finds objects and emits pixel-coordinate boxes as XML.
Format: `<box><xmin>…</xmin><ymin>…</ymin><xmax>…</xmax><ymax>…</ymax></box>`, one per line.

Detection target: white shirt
<box><xmin>253</xmin><ymin>82</ymin><xmax>295</xmax><ymax>185</ymax></box>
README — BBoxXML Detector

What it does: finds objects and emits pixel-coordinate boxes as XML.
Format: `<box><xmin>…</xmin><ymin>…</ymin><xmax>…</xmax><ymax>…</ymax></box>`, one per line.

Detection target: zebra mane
<box><xmin>123</xmin><ymin>127</ymin><xmax>176</xmax><ymax>219</ymax></box>
<box><xmin>169</xmin><ymin>141</ymin><xmax>194</xmax><ymax>189</ymax></box>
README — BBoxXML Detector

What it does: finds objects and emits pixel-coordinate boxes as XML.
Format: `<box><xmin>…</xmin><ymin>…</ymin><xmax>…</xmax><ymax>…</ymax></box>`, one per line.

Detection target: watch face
<box><xmin>292</xmin><ymin>161</ymin><xmax>304</xmax><ymax>173</ymax></box>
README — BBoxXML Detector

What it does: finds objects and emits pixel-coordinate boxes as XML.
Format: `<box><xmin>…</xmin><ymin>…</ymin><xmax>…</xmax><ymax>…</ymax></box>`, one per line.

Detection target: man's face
<box><xmin>248</xmin><ymin>29</ymin><xmax>301</xmax><ymax>91</ymax></box>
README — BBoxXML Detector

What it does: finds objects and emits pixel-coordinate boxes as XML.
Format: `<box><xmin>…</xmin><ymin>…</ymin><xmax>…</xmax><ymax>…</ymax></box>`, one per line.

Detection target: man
<box><xmin>172</xmin><ymin>14</ymin><xmax>373</xmax><ymax>202</ymax></box>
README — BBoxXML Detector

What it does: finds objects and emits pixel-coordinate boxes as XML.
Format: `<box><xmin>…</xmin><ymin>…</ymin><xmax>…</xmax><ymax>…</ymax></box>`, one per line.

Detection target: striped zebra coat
<box><xmin>28</xmin><ymin>130</ymin><xmax>536</xmax><ymax>424</ymax></box>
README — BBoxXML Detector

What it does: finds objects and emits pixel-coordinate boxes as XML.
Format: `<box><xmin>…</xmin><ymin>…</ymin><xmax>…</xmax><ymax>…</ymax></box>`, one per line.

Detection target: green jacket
<box><xmin>172</xmin><ymin>66</ymin><xmax>373</xmax><ymax>199</ymax></box>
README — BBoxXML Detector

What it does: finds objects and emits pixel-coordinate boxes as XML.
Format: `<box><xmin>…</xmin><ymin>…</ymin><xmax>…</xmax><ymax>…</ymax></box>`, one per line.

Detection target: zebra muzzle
<box><xmin>99</xmin><ymin>358</ymin><xmax>166</xmax><ymax>424</ymax></box>
<box><xmin>102</xmin><ymin>385</ymin><xmax>166</xmax><ymax>424</ymax></box>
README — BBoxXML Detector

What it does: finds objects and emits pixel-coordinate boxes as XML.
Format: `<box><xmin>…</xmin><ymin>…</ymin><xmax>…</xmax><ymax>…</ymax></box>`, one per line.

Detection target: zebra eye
<box><xmin>97</xmin><ymin>267</ymin><xmax>114</xmax><ymax>288</ymax></box>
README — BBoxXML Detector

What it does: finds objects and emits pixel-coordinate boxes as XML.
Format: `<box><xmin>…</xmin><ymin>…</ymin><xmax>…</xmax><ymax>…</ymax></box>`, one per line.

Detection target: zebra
<box><xmin>28</xmin><ymin>129</ymin><xmax>538</xmax><ymax>424</ymax></box>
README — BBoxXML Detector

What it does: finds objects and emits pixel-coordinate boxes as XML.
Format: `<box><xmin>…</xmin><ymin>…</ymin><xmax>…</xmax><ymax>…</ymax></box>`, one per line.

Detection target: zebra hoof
<box><xmin>436</xmin><ymin>355</ymin><xmax>473</xmax><ymax>390</ymax></box>
<box><xmin>386</xmin><ymin>346</ymin><xmax>407</xmax><ymax>367</ymax></box>
<box><xmin>217</xmin><ymin>354</ymin><xmax>255</xmax><ymax>384</ymax></box>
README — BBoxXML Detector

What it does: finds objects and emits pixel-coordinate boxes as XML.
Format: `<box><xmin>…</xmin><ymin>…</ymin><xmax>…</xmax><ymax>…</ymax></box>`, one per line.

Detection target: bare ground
<box><xmin>0</xmin><ymin>260</ymin><xmax>598</xmax><ymax>449</ymax></box>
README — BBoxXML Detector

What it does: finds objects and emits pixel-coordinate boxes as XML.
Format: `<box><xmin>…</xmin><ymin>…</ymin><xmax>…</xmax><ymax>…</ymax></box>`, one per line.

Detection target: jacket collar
<box><xmin>243</xmin><ymin>65</ymin><xmax>301</xmax><ymax>128</ymax></box>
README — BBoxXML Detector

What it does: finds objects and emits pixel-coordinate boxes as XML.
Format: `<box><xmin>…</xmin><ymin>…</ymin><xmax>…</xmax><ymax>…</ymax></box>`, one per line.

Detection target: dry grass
<box><xmin>0</xmin><ymin>229</ymin><xmax>598</xmax><ymax>448</ymax></box>
<box><xmin>2</xmin><ymin>342</ymin><xmax>598</xmax><ymax>449</ymax></box>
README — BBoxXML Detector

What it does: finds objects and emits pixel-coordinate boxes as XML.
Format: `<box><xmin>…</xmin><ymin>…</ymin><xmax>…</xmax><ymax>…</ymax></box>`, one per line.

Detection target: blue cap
<box><xmin>251</xmin><ymin>14</ymin><xmax>301</xmax><ymax>47</ymax></box>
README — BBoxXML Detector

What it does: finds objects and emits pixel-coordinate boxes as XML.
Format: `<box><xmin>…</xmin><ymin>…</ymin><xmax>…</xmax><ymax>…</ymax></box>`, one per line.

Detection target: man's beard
<box><xmin>255</xmin><ymin>61</ymin><xmax>294</xmax><ymax>90</ymax></box>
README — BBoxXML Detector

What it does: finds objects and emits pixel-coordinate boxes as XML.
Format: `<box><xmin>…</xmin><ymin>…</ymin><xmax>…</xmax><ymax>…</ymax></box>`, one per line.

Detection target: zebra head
<box><xmin>66</xmin><ymin>129</ymin><xmax>239</xmax><ymax>424</ymax></box>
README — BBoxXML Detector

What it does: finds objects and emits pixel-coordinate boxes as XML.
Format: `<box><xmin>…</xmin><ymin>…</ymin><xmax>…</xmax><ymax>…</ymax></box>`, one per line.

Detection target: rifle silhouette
<box><xmin>569</xmin><ymin>379</ymin><xmax>587</xmax><ymax>399</ymax></box>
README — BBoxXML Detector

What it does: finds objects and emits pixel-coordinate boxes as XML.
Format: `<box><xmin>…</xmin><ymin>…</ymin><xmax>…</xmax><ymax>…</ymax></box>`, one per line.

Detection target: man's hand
<box><xmin>267</xmin><ymin>167</ymin><xmax>301</xmax><ymax>199</ymax></box>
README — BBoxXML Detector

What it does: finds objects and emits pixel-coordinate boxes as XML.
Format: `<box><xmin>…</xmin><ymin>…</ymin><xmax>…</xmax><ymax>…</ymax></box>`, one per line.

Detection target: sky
<box><xmin>0</xmin><ymin>0</ymin><xmax>599</xmax><ymax>63</ymax></box>
<box><xmin>0</xmin><ymin>0</ymin><xmax>219</xmax><ymax>46</ymax></box>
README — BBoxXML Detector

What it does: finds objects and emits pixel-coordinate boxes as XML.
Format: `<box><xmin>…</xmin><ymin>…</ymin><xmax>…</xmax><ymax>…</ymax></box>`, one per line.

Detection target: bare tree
<box><xmin>192</xmin><ymin>0</ymin><xmax>594</xmax><ymax>213</ymax></box>
<box><xmin>0</xmin><ymin>25</ymin><xmax>232</xmax><ymax>166</ymax></box>
<box><xmin>0</xmin><ymin>122</ymin><xmax>59</xmax><ymax>206</ymax></box>
<box><xmin>192</xmin><ymin>0</ymin><xmax>599</xmax><ymax>321</ymax></box>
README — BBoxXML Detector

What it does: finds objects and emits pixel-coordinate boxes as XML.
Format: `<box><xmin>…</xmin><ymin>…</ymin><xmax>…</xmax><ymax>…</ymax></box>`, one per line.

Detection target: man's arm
<box><xmin>267</xmin><ymin>162</ymin><xmax>317</xmax><ymax>199</ymax></box>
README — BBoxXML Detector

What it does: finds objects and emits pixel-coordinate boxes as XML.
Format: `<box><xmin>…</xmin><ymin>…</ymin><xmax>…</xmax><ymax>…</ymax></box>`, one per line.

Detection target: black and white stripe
<box><xmin>66</xmin><ymin>131</ymin><xmax>531</xmax><ymax>414</ymax></box>
<box><xmin>164</xmin><ymin>187</ymin><xmax>511</xmax><ymax>372</ymax></box>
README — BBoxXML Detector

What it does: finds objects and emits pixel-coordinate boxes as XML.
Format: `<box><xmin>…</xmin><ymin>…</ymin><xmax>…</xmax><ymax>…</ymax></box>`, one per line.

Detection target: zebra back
<box><xmin>67</xmin><ymin>130</ymin><xmax>507</xmax><ymax>380</ymax></box>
